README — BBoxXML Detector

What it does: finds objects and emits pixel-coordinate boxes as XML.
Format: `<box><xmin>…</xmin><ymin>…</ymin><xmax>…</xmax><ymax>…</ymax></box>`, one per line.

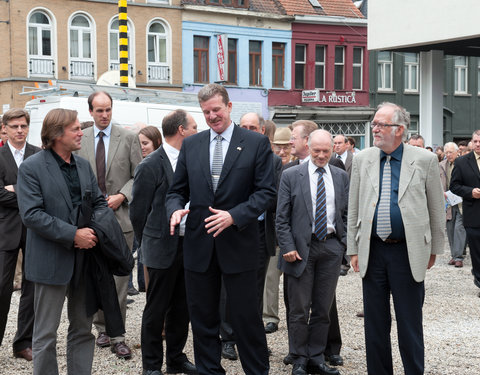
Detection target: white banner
<box><xmin>216</xmin><ymin>34</ymin><xmax>227</xmax><ymax>82</ymax></box>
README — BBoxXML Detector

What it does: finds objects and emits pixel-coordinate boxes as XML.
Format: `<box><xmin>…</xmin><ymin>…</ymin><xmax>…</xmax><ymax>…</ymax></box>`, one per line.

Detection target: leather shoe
<box><xmin>356</xmin><ymin>310</ymin><xmax>364</xmax><ymax>318</ymax></box>
<box><xmin>221</xmin><ymin>342</ymin><xmax>238</xmax><ymax>360</ymax></box>
<box><xmin>143</xmin><ymin>370</ymin><xmax>163</xmax><ymax>375</ymax></box>
<box><xmin>265</xmin><ymin>322</ymin><xmax>278</xmax><ymax>334</ymax></box>
<box><xmin>283</xmin><ymin>353</ymin><xmax>294</xmax><ymax>365</ymax></box>
<box><xmin>14</xmin><ymin>347</ymin><xmax>32</xmax><ymax>361</ymax></box>
<box><xmin>292</xmin><ymin>363</ymin><xmax>307</xmax><ymax>375</ymax></box>
<box><xmin>167</xmin><ymin>359</ymin><xmax>198</xmax><ymax>374</ymax></box>
<box><xmin>448</xmin><ymin>258</ymin><xmax>456</xmax><ymax>265</ymax></box>
<box><xmin>325</xmin><ymin>354</ymin><xmax>344</xmax><ymax>366</ymax></box>
<box><xmin>307</xmin><ymin>362</ymin><xmax>340</xmax><ymax>375</ymax></box>
<box><xmin>339</xmin><ymin>268</ymin><xmax>348</xmax><ymax>276</ymax></box>
<box><xmin>127</xmin><ymin>286</ymin><xmax>139</xmax><ymax>296</ymax></box>
<box><xmin>96</xmin><ymin>332</ymin><xmax>110</xmax><ymax>348</ymax></box>
<box><xmin>455</xmin><ymin>260</ymin><xmax>463</xmax><ymax>268</ymax></box>
<box><xmin>111</xmin><ymin>342</ymin><xmax>132</xmax><ymax>359</ymax></box>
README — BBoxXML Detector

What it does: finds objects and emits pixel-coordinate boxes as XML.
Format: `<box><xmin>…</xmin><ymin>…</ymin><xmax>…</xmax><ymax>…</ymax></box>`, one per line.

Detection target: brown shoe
<box><xmin>356</xmin><ymin>310</ymin><xmax>365</xmax><ymax>318</ymax></box>
<box><xmin>455</xmin><ymin>260</ymin><xmax>463</xmax><ymax>268</ymax></box>
<box><xmin>448</xmin><ymin>258</ymin><xmax>456</xmax><ymax>265</ymax></box>
<box><xmin>14</xmin><ymin>347</ymin><xmax>32</xmax><ymax>361</ymax></box>
<box><xmin>96</xmin><ymin>332</ymin><xmax>110</xmax><ymax>348</ymax></box>
<box><xmin>111</xmin><ymin>342</ymin><xmax>132</xmax><ymax>359</ymax></box>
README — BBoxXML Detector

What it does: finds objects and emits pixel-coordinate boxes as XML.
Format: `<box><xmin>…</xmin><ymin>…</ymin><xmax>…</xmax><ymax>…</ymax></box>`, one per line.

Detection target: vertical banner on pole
<box><xmin>118</xmin><ymin>0</ymin><xmax>128</xmax><ymax>87</ymax></box>
<box><xmin>216</xmin><ymin>34</ymin><xmax>227</xmax><ymax>82</ymax></box>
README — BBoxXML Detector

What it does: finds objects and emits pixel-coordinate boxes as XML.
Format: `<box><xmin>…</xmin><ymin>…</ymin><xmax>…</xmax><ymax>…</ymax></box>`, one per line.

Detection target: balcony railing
<box><xmin>29</xmin><ymin>57</ymin><xmax>55</xmax><ymax>77</ymax></box>
<box><xmin>70</xmin><ymin>60</ymin><xmax>94</xmax><ymax>79</ymax></box>
<box><xmin>148</xmin><ymin>64</ymin><xmax>170</xmax><ymax>82</ymax></box>
<box><xmin>109</xmin><ymin>63</ymin><xmax>134</xmax><ymax>77</ymax></box>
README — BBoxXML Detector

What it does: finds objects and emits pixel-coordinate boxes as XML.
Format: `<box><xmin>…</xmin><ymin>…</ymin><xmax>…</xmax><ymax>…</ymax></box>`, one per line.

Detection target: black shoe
<box><xmin>127</xmin><ymin>287</ymin><xmax>139</xmax><ymax>296</ymax></box>
<box><xmin>143</xmin><ymin>370</ymin><xmax>163</xmax><ymax>375</ymax></box>
<box><xmin>167</xmin><ymin>359</ymin><xmax>198</xmax><ymax>374</ymax></box>
<box><xmin>221</xmin><ymin>343</ymin><xmax>238</xmax><ymax>360</ymax></box>
<box><xmin>292</xmin><ymin>363</ymin><xmax>307</xmax><ymax>375</ymax></box>
<box><xmin>307</xmin><ymin>362</ymin><xmax>340</xmax><ymax>375</ymax></box>
<box><xmin>283</xmin><ymin>353</ymin><xmax>294</xmax><ymax>365</ymax></box>
<box><xmin>325</xmin><ymin>354</ymin><xmax>344</xmax><ymax>366</ymax></box>
<box><xmin>265</xmin><ymin>322</ymin><xmax>278</xmax><ymax>334</ymax></box>
<box><xmin>127</xmin><ymin>298</ymin><xmax>135</xmax><ymax>305</ymax></box>
<box><xmin>339</xmin><ymin>268</ymin><xmax>348</xmax><ymax>276</ymax></box>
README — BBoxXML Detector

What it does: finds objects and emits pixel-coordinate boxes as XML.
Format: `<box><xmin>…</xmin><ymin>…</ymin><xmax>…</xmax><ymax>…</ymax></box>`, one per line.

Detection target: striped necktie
<box><xmin>314</xmin><ymin>167</ymin><xmax>327</xmax><ymax>241</ymax></box>
<box><xmin>376</xmin><ymin>155</ymin><xmax>392</xmax><ymax>241</ymax></box>
<box><xmin>211</xmin><ymin>134</ymin><xmax>223</xmax><ymax>192</ymax></box>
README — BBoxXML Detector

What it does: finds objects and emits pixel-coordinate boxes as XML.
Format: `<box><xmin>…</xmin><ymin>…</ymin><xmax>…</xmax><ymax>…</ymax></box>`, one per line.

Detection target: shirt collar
<box><xmin>308</xmin><ymin>159</ymin><xmax>331</xmax><ymax>176</ymax></box>
<box><xmin>50</xmin><ymin>149</ymin><xmax>77</xmax><ymax>167</ymax></box>
<box><xmin>94</xmin><ymin>123</ymin><xmax>112</xmax><ymax>138</ymax></box>
<box><xmin>163</xmin><ymin>141</ymin><xmax>179</xmax><ymax>158</ymax></box>
<box><xmin>7</xmin><ymin>141</ymin><xmax>26</xmax><ymax>157</ymax></box>
<box><xmin>210</xmin><ymin>122</ymin><xmax>234</xmax><ymax>143</ymax></box>
<box><xmin>380</xmin><ymin>142</ymin><xmax>404</xmax><ymax>161</ymax></box>
<box><xmin>474</xmin><ymin>151</ymin><xmax>480</xmax><ymax>160</ymax></box>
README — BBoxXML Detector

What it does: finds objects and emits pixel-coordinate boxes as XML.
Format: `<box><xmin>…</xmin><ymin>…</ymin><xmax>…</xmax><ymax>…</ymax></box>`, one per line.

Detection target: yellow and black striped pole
<box><xmin>118</xmin><ymin>0</ymin><xmax>128</xmax><ymax>87</ymax></box>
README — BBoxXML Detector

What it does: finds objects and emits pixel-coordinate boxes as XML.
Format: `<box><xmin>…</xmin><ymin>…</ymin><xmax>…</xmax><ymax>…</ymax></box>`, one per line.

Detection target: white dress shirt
<box><xmin>209</xmin><ymin>122</ymin><xmax>234</xmax><ymax>170</ymax></box>
<box><xmin>7</xmin><ymin>141</ymin><xmax>26</xmax><ymax>168</ymax></box>
<box><xmin>308</xmin><ymin>160</ymin><xmax>336</xmax><ymax>235</ymax></box>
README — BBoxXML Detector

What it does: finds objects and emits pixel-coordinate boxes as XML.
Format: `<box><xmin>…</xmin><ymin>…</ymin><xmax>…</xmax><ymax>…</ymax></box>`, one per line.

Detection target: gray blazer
<box><xmin>17</xmin><ymin>150</ymin><xmax>107</xmax><ymax>285</ymax></box>
<box><xmin>276</xmin><ymin>162</ymin><xmax>349</xmax><ymax>278</ymax></box>
<box><xmin>130</xmin><ymin>146</ymin><xmax>179</xmax><ymax>269</ymax></box>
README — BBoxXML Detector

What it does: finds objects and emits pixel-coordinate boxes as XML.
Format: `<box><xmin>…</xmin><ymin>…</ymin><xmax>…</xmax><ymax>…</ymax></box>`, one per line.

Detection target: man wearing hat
<box><xmin>272</xmin><ymin>127</ymin><xmax>293</xmax><ymax>165</ymax></box>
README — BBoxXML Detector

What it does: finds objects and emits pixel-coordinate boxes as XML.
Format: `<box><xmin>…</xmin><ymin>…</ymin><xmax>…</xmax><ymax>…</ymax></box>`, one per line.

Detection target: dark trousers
<box><xmin>465</xmin><ymin>227</ymin><xmax>480</xmax><ymax>288</ymax></box>
<box><xmin>363</xmin><ymin>238</ymin><xmax>424</xmax><ymax>375</ymax></box>
<box><xmin>0</xmin><ymin>248</ymin><xmax>34</xmax><ymax>352</ymax></box>
<box><xmin>286</xmin><ymin>237</ymin><xmax>343</xmax><ymax>366</ymax></box>
<box><xmin>142</xmin><ymin>241</ymin><xmax>189</xmax><ymax>371</ymax></box>
<box><xmin>185</xmin><ymin>252</ymin><xmax>269</xmax><ymax>375</ymax></box>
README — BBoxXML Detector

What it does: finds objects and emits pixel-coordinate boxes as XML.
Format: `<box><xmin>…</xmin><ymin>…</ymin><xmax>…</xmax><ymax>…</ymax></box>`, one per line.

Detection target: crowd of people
<box><xmin>0</xmin><ymin>83</ymin><xmax>480</xmax><ymax>375</ymax></box>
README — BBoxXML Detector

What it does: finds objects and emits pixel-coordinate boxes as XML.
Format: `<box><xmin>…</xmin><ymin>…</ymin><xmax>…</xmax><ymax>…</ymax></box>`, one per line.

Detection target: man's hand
<box><xmin>4</xmin><ymin>185</ymin><xmax>14</xmax><ymax>192</ymax></box>
<box><xmin>427</xmin><ymin>254</ymin><xmax>436</xmax><ymax>269</ymax></box>
<box><xmin>169</xmin><ymin>209</ymin><xmax>190</xmax><ymax>235</ymax></box>
<box><xmin>350</xmin><ymin>255</ymin><xmax>359</xmax><ymax>272</ymax></box>
<box><xmin>283</xmin><ymin>250</ymin><xmax>302</xmax><ymax>263</ymax></box>
<box><xmin>204</xmin><ymin>207</ymin><xmax>234</xmax><ymax>238</ymax></box>
<box><xmin>106</xmin><ymin>193</ymin><xmax>125</xmax><ymax>210</ymax></box>
<box><xmin>472</xmin><ymin>188</ymin><xmax>480</xmax><ymax>199</ymax></box>
<box><xmin>74</xmin><ymin>228</ymin><xmax>98</xmax><ymax>249</ymax></box>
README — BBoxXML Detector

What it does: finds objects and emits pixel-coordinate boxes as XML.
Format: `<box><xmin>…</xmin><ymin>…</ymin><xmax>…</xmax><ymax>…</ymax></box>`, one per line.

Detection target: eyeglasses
<box><xmin>370</xmin><ymin>122</ymin><xmax>400</xmax><ymax>129</ymax></box>
<box><xmin>6</xmin><ymin>124</ymin><xmax>29</xmax><ymax>130</ymax></box>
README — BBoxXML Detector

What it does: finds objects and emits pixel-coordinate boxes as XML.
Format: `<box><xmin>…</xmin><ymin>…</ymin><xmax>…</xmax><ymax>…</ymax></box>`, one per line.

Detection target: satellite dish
<box><xmin>97</xmin><ymin>70</ymin><xmax>136</xmax><ymax>88</ymax></box>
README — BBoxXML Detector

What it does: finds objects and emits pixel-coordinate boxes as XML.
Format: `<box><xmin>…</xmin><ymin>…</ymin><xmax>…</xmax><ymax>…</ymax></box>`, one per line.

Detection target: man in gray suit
<box><xmin>17</xmin><ymin>108</ymin><xmax>108</xmax><ymax>375</ymax></box>
<box><xmin>76</xmin><ymin>91</ymin><xmax>142</xmax><ymax>359</ymax></box>
<box><xmin>130</xmin><ymin>109</ymin><xmax>198</xmax><ymax>375</ymax></box>
<box><xmin>348</xmin><ymin>102</ymin><xmax>445</xmax><ymax>375</ymax></box>
<box><xmin>276</xmin><ymin>130</ymin><xmax>349</xmax><ymax>375</ymax></box>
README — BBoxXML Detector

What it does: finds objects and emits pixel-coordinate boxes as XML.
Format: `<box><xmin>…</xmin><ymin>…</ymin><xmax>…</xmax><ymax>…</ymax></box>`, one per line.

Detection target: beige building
<box><xmin>0</xmin><ymin>0</ymin><xmax>183</xmax><ymax>109</ymax></box>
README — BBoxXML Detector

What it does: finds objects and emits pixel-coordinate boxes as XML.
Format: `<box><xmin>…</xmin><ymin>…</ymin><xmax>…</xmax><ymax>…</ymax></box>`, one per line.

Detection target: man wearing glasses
<box><xmin>347</xmin><ymin>102</ymin><xmax>445</xmax><ymax>375</ymax></box>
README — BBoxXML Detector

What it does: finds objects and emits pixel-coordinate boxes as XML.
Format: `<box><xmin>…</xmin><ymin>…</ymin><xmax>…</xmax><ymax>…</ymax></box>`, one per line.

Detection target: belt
<box><xmin>312</xmin><ymin>233</ymin><xmax>336</xmax><ymax>242</ymax></box>
<box><xmin>384</xmin><ymin>238</ymin><xmax>405</xmax><ymax>244</ymax></box>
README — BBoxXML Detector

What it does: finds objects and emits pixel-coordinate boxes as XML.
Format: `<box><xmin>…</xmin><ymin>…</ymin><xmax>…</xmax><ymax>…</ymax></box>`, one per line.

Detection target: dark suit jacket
<box><xmin>264</xmin><ymin>153</ymin><xmax>283</xmax><ymax>256</ymax></box>
<box><xmin>130</xmin><ymin>146</ymin><xmax>180</xmax><ymax>269</ymax></box>
<box><xmin>17</xmin><ymin>150</ymin><xmax>108</xmax><ymax>285</ymax></box>
<box><xmin>450</xmin><ymin>151</ymin><xmax>480</xmax><ymax>228</ymax></box>
<box><xmin>333</xmin><ymin>151</ymin><xmax>353</xmax><ymax>177</ymax></box>
<box><xmin>0</xmin><ymin>142</ymin><xmax>40</xmax><ymax>250</ymax></box>
<box><xmin>284</xmin><ymin>156</ymin><xmax>345</xmax><ymax>172</ymax></box>
<box><xmin>276</xmin><ymin>162</ymin><xmax>349</xmax><ymax>278</ymax></box>
<box><xmin>166</xmin><ymin>125</ymin><xmax>276</xmax><ymax>274</ymax></box>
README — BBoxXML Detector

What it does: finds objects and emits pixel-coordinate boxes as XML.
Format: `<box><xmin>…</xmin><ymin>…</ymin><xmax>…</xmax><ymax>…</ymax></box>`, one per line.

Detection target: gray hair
<box><xmin>377</xmin><ymin>102</ymin><xmax>410</xmax><ymax>141</ymax></box>
<box><xmin>444</xmin><ymin>141</ymin><xmax>458</xmax><ymax>151</ymax></box>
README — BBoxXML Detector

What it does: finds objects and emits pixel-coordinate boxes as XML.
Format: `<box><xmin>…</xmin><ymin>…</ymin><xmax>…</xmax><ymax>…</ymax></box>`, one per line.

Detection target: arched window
<box><xmin>109</xmin><ymin>17</ymin><xmax>134</xmax><ymax>77</ymax></box>
<box><xmin>147</xmin><ymin>20</ymin><xmax>170</xmax><ymax>82</ymax></box>
<box><xmin>69</xmin><ymin>14</ymin><xmax>95</xmax><ymax>79</ymax></box>
<box><xmin>28</xmin><ymin>10</ymin><xmax>55</xmax><ymax>77</ymax></box>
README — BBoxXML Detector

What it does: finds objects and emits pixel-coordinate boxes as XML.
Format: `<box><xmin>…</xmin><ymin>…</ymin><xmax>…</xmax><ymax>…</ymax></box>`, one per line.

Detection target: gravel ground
<box><xmin>2</xmin><ymin>242</ymin><xmax>480</xmax><ymax>375</ymax></box>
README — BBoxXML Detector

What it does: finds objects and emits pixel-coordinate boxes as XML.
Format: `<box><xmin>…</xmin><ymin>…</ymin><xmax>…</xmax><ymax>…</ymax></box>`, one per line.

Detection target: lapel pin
<box><xmin>237</xmin><ymin>147</ymin><xmax>242</xmax><ymax>151</ymax></box>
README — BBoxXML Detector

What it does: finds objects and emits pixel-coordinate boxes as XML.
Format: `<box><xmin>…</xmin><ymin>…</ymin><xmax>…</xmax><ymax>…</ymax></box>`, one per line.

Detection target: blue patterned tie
<box><xmin>314</xmin><ymin>167</ymin><xmax>327</xmax><ymax>241</ymax></box>
<box><xmin>376</xmin><ymin>155</ymin><xmax>392</xmax><ymax>241</ymax></box>
<box><xmin>211</xmin><ymin>135</ymin><xmax>223</xmax><ymax>192</ymax></box>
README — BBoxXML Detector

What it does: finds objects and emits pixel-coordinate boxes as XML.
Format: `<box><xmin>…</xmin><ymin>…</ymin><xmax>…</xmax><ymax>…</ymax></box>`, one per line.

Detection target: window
<box><xmin>28</xmin><ymin>10</ymin><xmax>54</xmax><ymax>77</ymax></box>
<box><xmin>334</xmin><ymin>46</ymin><xmax>344</xmax><ymax>90</ymax></box>
<box><xmin>272</xmin><ymin>43</ymin><xmax>285</xmax><ymax>88</ymax></box>
<box><xmin>315</xmin><ymin>45</ymin><xmax>325</xmax><ymax>89</ymax></box>
<box><xmin>227</xmin><ymin>39</ymin><xmax>237</xmax><ymax>85</ymax></box>
<box><xmin>378</xmin><ymin>51</ymin><xmax>393</xmax><ymax>91</ymax></box>
<box><xmin>352</xmin><ymin>47</ymin><xmax>363</xmax><ymax>90</ymax></box>
<box><xmin>454</xmin><ymin>56</ymin><xmax>468</xmax><ymax>94</ymax></box>
<box><xmin>147</xmin><ymin>20</ymin><xmax>170</xmax><ymax>82</ymax></box>
<box><xmin>69</xmin><ymin>14</ymin><xmax>94</xmax><ymax>79</ymax></box>
<box><xmin>249</xmin><ymin>41</ymin><xmax>262</xmax><ymax>86</ymax></box>
<box><xmin>295</xmin><ymin>44</ymin><xmax>306</xmax><ymax>89</ymax></box>
<box><xmin>404</xmin><ymin>53</ymin><xmax>419</xmax><ymax>92</ymax></box>
<box><xmin>205</xmin><ymin>0</ymin><xmax>249</xmax><ymax>8</ymax></box>
<box><xmin>109</xmin><ymin>17</ymin><xmax>134</xmax><ymax>76</ymax></box>
<box><xmin>194</xmin><ymin>36</ymin><xmax>209</xmax><ymax>83</ymax></box>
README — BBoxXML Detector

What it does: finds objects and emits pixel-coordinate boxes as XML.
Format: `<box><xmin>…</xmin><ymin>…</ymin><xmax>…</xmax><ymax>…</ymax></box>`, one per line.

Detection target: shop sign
<box><xmin>302</xmin><ymin>90</ymin><xmax>357</xmax><ymax>104</ymax></box>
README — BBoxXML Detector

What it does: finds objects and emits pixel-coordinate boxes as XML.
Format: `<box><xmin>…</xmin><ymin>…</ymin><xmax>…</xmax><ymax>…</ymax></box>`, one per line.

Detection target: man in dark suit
<box><xmin>276</xmin><ymin>130</ymin><xmax>349</xmax><ymax>375</ymax></box>
<box><xmin>450</xmin><ymin>130</ymin><xmax>480</xmax><ymax>295</ymax></box>
<box><xmin>0</xmin><ymin>109</ymin><xmax>40</xmax><ymax>361</ymax></box>
<box><xmin>166</xmin><ymin>83</ymin><xmax>275</xmax><ymax>375</ymax></box>
<box><xmin>130</xmin><ymin>109</ymin><xmax>198</xmax><ymax>375</ymax></box>
<box><xmin>333</xmin><ymin>134</ymin><xmax>353</xmax><ymax>177</ymax></box>
<box><xmin>17</xmin><ymin>108</ymin><xmax>108</xmax><ymax>375</ymax></box>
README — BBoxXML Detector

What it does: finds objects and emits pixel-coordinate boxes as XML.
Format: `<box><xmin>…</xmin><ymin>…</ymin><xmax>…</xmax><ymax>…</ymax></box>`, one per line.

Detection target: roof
<box><xmin>181</xmin><ymin>0</ymin><xmax>286</xmax><ymax>15</ymax></box>
<box><xmin>275</xmin><ymin>0</ymin><xmax>364</xmax><ymax>18</ymax></box>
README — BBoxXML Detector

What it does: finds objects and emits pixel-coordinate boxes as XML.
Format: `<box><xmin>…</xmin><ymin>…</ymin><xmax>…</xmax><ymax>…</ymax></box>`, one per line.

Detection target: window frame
<box><xmin>194</xmin><ymin>36</ymin><xmax>210</xmax><ymax>84</ymax></box>
<box><xmin>249</xmin><ymin>40</ymin><xmax>262</xmax><ymax>87</ymax></box>
<box><xmin>272</xmin><ymin>42</ymin><xmax>285</xmax><ymax>88</ymax></box>
<box><xmin>27</xmin><ymin>9</ymin><xmax>56</xmax><ymax>78</ymax></box>
<box><xmin>352</xmin><ymin>47</ymin><xmax>363</xmax><ymax>91</ymax></box>
<box><xmin>146</xmin><ymin>19</ymin><xmax>171</xmax><ymax>83</ymax></box>
<box><xmin>226</xmin><ymin>38</ymin><xmax>237</xmax><ymax>85</ymax></box>
<box><xmin>377</xmin><ymin>51</ymin><xmax>393</xmax><ymax>91</ymax></box>
<box><xmin>108</xmin><ymin>16</ymin><xmax>135</xmax><ymax>77</ymax></box>
<box><xmin>315</xmin><ymin>45</ymin><xmax>325</xmax><ymax>90</ymax></box>
<box><xmin>334</xmin><ymin>46</ymin><xmax>345</xmax><ymax>90</ymax></box>
<box><xmin>403</xmin><ymin>52</ymin><xmax>419</xmax><ymax>93</ymax></box>
<box><xmin>454</xmin><ymin>55</ymin><xmax>468</xmax><ymax>94</ymax></box>
<box><xmin>294</xmin><ymin>44</ymin><xmax>306</xmax><ymax>90</ymax></box>
<box><xmin>68</xmin><ymin>12</ymin><xmax>95</xmax><ymax>80</ymax></box>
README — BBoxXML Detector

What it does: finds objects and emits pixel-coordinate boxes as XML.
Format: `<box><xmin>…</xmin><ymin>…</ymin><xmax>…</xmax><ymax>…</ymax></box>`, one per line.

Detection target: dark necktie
<box><xmin>376</xmin><ymin>155</ymin><xmax>392</xmax><ymax>241</ymax></box>
<box><xmin>96</xmin><ymin>131</ymin><xmax>107</xmax><ymax>196</ymax></box>
<box><xmin>337</xmin><ymin>154</ymin><xmax>342</xmax><ymax>159</ymax></box>
<box><xmin>211</xmin><ymin>135</ymin><xmax>223</xmax><ymax>192</ymax></box>
<box><xmin>314</xmin><ymin>167</ymin><xmax>327</xmax><ymax>241</ymax></box>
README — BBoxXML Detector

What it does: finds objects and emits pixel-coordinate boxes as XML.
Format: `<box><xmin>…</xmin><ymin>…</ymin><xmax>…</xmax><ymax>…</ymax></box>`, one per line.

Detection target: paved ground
<box><xmin>2</xmin><ymin>244</ymin><xmax>480</xmax><ymax>374</ymax></box>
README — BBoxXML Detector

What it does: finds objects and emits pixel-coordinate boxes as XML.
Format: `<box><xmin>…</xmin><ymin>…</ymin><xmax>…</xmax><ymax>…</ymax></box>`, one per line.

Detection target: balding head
<box><xmin>309</xmin><ymin>129</ymin><xmax>333</xmax><ymax>168</ymax></box>
<box><xmin>240</xmin><ymin>112</ymin><xmax>264</xmax><ymax>134</ymax></box>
